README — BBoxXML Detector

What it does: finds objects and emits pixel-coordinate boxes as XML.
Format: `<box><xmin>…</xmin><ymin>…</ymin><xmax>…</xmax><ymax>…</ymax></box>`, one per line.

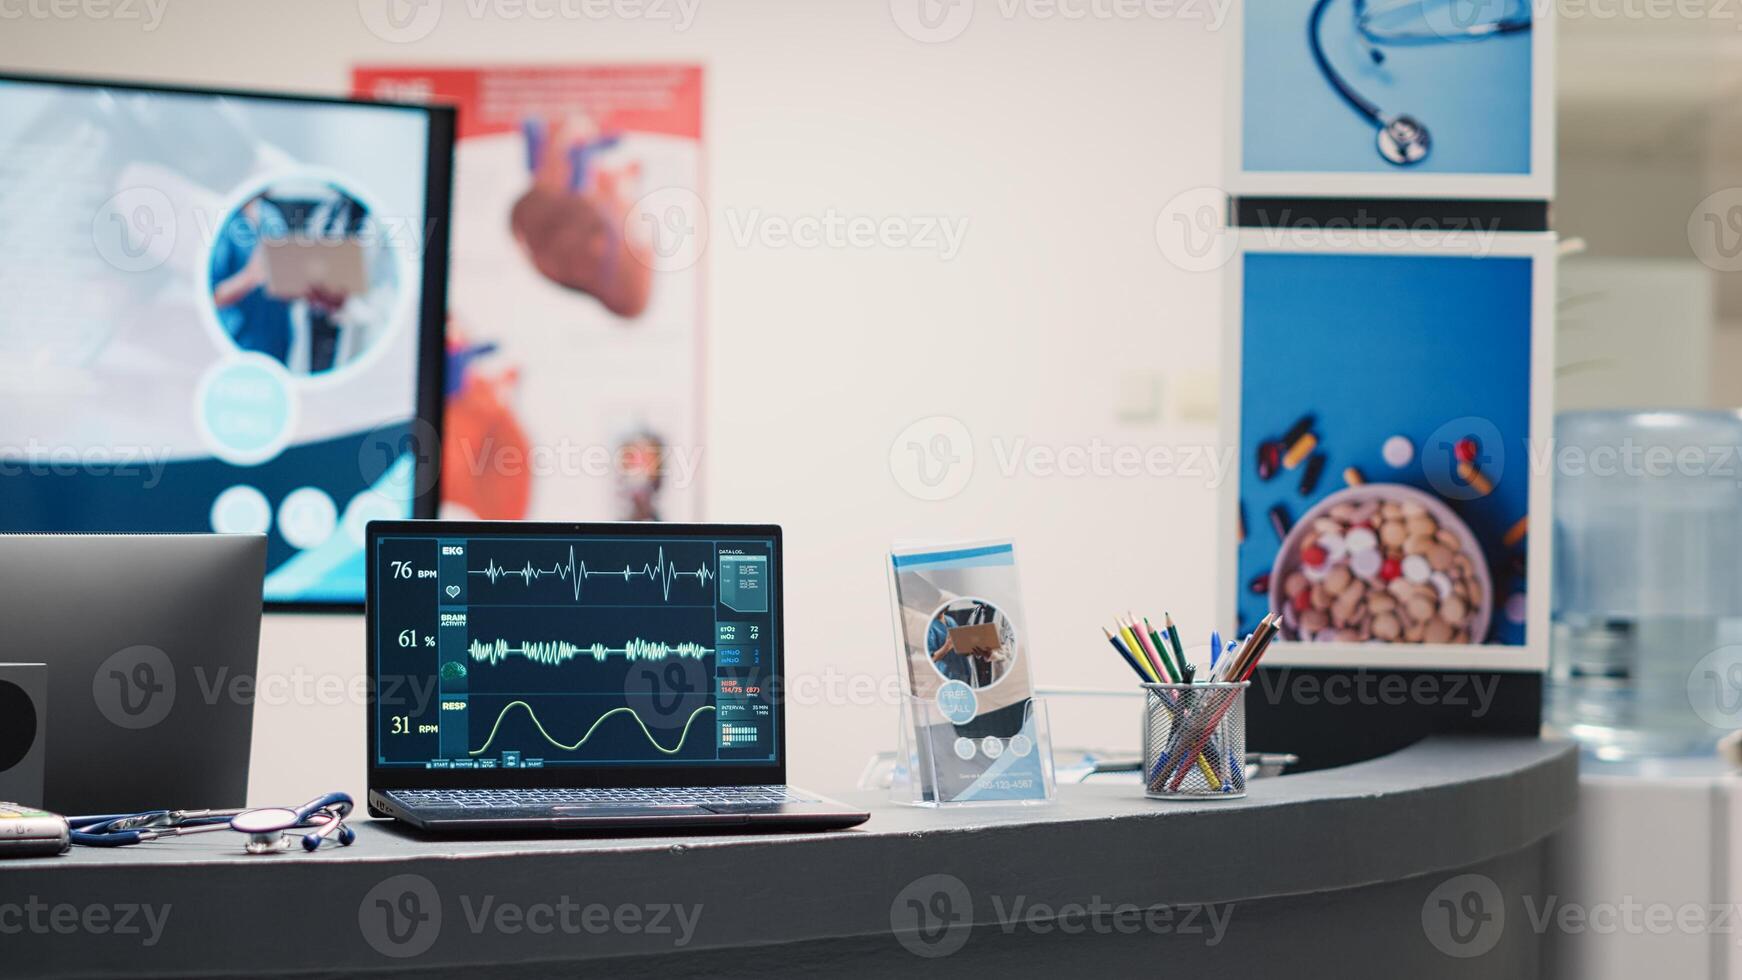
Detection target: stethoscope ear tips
<box><xmin>1378</xmin><ymin>115</ymin><xmax>1431</xmax><ymax>165</ymax></box>
<box><xmin>300</xmin><ymin>822</ymin><xmax>357</xmax><ymax>851</ymax></box>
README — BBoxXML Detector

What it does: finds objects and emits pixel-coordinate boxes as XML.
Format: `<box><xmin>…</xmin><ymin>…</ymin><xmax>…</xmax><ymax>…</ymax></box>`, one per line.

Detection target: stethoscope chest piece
<box><xmin>1378</xmin><ymin>114</ymin><xmax>1431</xmax><ymax>166</ymax></box>
<box><xmin>245</xmin><ymin>833</ymin><xmax>293</xmax><ymax>855</ymax></box>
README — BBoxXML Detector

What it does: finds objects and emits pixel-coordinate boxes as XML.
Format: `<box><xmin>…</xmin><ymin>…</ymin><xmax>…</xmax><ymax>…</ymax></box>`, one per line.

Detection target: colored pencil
<box><xmin>1126</xmin><ymin>613</ymin><xmax>1174</xmax><ymax>682</ymax></box>
<box><xmin>1145</xmin><ymin>617</ymin><xmax>1186</xmax><ymax>682</ymax></box>
<box><xmin>1163</xmin><ymin>613</ymin><xmax>1189</xmax><ymax>673</ymax></box>
<box><xmin>1103</xmin><ymin>627</ymin><xmax>1152</xmax><ymax>683</ymax></box>
<box><xmin>1117</xmin><ymin>623</ymin><xmax>1159</xmax><ymax>683</ymax></box>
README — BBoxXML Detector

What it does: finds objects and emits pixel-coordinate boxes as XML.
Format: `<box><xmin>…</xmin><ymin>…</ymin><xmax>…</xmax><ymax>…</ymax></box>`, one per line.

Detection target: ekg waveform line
<box><xmin>469</xmin><ymin>700</ymin><xmax>715</xmax><ymax>757</ymax></box>
<box><xmin>468</xmin><ymin>545</ymin><xmax>715</xmax><ymax>602</ymax></box>
<box><xmin>468</xmin><ymin>638</ymin><xmax>714</xmax><ymax>666</ymax></box>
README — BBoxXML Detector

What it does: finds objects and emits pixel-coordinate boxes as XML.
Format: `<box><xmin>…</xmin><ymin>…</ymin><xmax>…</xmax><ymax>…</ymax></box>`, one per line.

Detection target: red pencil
<box><xmin>1165</xmin><ymin>617</ymin><xmax>1278</xmax><ymax>791</ymax></box>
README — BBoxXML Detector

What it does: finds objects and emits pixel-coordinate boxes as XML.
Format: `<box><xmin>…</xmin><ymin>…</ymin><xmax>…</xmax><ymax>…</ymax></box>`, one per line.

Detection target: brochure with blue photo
<box><xmin>888</xmin><ymin>540</ymin><xmax>1051</xmax><ymax>804</ymax></box>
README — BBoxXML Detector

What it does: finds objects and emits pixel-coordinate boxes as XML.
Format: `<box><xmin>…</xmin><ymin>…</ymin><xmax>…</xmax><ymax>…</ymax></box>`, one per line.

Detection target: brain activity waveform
<box><xmin>468</xmin><ymin>638</ymin><xmax>714</xmax><ymax>666</ymax></box>
<box><xmin>469</xmin><ymin>700</ymin><xmax>715</xmax><ymax>757</ymax></box>
<box><xmin>469</xmin><ymin>545</ymin><xmax>715</xmax><ymax>602</ymax></box>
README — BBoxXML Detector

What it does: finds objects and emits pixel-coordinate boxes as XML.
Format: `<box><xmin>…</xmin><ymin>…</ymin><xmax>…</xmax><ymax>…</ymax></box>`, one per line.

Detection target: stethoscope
<box><xmin>68</xmin><ymin>792</ymin><xmax>356</xmax><ymax>854</ymax></box>
<box><xmin>1308</xmin><ymin>0</ymin><xmax>1532</xmax><ymax>166</ymax></box>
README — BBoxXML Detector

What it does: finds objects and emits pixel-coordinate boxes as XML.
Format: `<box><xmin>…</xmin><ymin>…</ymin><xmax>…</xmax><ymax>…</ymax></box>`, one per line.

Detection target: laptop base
<box><xmin>371</xmin><ymin>788</ymin><xmax>869</xmax><ymax>834</ymax></box>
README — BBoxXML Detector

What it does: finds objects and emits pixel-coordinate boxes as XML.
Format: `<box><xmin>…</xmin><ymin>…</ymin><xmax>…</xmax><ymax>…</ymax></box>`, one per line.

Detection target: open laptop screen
<box><xmin>368</xmin><ymin>522</ymin><xmax>781</xmax><ymax>786</ymax></box>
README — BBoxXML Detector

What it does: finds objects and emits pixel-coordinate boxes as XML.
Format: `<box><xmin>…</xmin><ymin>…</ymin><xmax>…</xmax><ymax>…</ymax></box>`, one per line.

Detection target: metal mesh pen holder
<box><xmin>1142</xmin><ymin>682</ymin><xmax>1249</xmax><ymax>800</ymax></box>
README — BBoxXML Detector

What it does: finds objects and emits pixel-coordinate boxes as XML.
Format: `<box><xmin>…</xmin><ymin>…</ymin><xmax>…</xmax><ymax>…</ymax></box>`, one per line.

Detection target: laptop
<box><xmin>365</xmin><ymin>520</ymin><xmax>869</xmax><ymax>833</ymax></box>
<box><xmin>0</xmin><ymin>533</ymin><xmax>265</xmax><ymax>814</ymax></box>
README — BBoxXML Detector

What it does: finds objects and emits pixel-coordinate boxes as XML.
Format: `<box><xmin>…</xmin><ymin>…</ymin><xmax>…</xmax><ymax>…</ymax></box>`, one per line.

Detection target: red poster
<box><xmin>353</xmin><ymin>65</ymin><xmax>705</xmax><ymax>522</ymax></box>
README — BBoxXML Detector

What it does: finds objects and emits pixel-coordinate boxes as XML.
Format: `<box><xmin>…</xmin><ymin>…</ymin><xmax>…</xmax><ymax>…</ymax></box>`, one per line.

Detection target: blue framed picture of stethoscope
<box><xmin>1229</xmin><ymin>0</ymin><xmax>1554</xmax><ymax>197</ymax></box>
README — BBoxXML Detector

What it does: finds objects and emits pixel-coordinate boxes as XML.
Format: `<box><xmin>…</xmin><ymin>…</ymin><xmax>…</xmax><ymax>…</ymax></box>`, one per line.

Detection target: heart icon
<box><xmin>446</xmin><ymin>585</ymin><xmax>461</xmax><ymax>598</ymax></box>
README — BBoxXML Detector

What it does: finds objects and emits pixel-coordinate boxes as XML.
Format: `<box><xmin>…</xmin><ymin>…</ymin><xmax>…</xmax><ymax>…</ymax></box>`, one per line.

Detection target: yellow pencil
<box><xmin>1196</xmin><ymin>753</ymin><xmax>1222</xmax><ymax>790</ymax></box>
<box><xmin>1118</xmin><ymin>623</ymin><xmax>1159</xmax><ymax>683</ymax></box>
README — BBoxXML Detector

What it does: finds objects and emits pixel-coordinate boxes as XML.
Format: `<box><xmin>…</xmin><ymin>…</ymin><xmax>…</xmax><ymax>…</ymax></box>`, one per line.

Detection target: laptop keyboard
<box><xmin>392</xmin><ymin>785</ymin><xmax>816</xmax><ymax>809</ymax></box>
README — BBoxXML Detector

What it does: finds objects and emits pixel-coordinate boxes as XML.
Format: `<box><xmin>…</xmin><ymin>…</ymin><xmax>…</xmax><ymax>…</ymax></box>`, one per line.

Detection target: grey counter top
<box><xmin>1</xmin><ymin>735</ymin><xmax>1577</xmax><ymax>978</ymax></box>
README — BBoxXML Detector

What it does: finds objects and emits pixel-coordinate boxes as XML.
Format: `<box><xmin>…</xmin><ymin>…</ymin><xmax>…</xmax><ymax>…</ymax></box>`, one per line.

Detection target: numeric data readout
<box><xmin>374</xmin><ymin>532</ymin><xmax>777</xmax><ymax>770</ymax></box>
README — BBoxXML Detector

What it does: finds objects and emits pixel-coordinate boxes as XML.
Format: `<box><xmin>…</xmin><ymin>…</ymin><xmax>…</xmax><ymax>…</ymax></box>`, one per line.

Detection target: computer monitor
<box><xmin>0</xmin><ymin>74</ymin><xmax>453</xmax><ymax>609</ymax></box>
<box><xmin>367</xmin><ymin>521</ymin><xmax>784</xmax><ymax>791</ymax></box>
<box><xmin>0</xmin><ymin>533</ymin><xmax>266</xmax><ymax>815</ymax></box>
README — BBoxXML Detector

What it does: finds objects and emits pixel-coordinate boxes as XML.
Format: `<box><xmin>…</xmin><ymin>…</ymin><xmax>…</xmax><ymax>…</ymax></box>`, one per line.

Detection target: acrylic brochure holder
<box><xmin>885</xmin><ymin>538</ymin><xmax>1054</xmax><ymax>807</ymax></box>
<box><xmin>890</xmin><ymin>694</ymin><xmax>1057</xmax><ymax>807</ymax></box>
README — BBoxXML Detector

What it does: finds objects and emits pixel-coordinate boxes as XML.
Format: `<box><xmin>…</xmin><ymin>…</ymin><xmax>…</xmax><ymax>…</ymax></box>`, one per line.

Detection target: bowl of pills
<box><xmin>1267</xmin><ymin>484</ymin><xmax>1493</xmax><ymax>645</ymax></box>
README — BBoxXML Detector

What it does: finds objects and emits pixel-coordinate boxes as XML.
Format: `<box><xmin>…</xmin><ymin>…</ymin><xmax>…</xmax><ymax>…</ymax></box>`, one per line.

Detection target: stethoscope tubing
<box><xmin>68</xmin><ymin>812</ymin><xmax>236</xmax><ymax>847</ymax></box>
<box><xmin>1310</xmin><ymin>0</ymin><xmax>1384</xmax><ymax>123</ymax></box>
<box><xmin>1354</xmin><ymin>0</ymin><xmax>1530</xmax><ymax>46</ymax></box>
<box><xmin>1309</xmin><ymin>0</ymin><xmax>1533</xmax><ymax>125</ymax></box>
<box><xmin>67</xmin><ymin>793</ymin><xmax>354</xmax><ymax>850</ymax></box>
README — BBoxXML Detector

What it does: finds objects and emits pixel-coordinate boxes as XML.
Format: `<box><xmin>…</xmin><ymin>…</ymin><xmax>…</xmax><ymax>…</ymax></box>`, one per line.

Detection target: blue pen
<box><xmin>1210</xmin><ymin>630</ymin><xmax>1222</xmax><ymax>670</ymax></box>
<box><xmin>1148</xmin><ymin>719</ymin><xmax>1194</xmax><ymax>782</ymax></box>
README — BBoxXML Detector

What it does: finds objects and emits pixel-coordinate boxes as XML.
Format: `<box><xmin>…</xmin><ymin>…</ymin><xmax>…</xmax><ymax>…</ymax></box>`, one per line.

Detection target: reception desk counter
<box><xmin>4</xmin><ymin>735</ymin><xmax>1575</xmax><ymax>978</ymax></box>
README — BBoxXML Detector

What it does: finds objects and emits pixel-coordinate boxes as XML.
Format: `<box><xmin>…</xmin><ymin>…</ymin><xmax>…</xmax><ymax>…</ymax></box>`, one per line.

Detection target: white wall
<box><xmin>1556</xmin><ymin>257</ymin><xmax>1713</xmax><ymax>411</ymax></box>
<box><xmin>1557</xmin><ymin>14</ymin><xmax>1742</xmax><ymax>413</ymax></box>
<box><xmin>0</xmin><ymin>0</ymin><xmax>1228</xmax><ymax>801</ymax></box>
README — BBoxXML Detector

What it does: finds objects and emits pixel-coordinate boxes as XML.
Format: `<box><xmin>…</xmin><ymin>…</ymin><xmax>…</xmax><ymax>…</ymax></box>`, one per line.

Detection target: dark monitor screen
<box><xmin>0</xmin><ymin>74</ymin><xmax>450</xmax><ymax>608</ymax></box>
<box><xmin>369</xmin><ymin>523</ymin><xmax>782</xmax><ymax>783</ymax></box>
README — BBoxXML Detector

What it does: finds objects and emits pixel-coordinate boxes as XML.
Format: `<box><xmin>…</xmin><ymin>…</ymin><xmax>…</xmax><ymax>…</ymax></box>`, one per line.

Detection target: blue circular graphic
<box><xmin>197</xmin><ymin>356</ymin><xmax>296</xmax><ymax>465</ymax></box>
<box><xmin>936</xmin><ymin>679</ymin><xmax>978</xmax><ymax>725</ymax></box>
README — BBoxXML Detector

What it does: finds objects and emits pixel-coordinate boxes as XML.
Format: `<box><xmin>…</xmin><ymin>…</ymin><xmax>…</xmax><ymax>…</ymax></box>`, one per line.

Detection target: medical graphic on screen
<box><xmin>0</xmin><ymin>77</ymin><xmax>445</xmax><ymax>604</ymax></box>
<box><xmin>1234</xmin><ymin>249</ymin><xmax>1536</xmax><ymax>656</ymax></box>
<box><xmin>373</xmin><ymin>530</ymin><xmax>779</xmax><ymax>769</ymax></box>
<box><xmin>1240</xmin><ymin>0</ymin><xmax>1538</xmax><ymax>180</ymax></box>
